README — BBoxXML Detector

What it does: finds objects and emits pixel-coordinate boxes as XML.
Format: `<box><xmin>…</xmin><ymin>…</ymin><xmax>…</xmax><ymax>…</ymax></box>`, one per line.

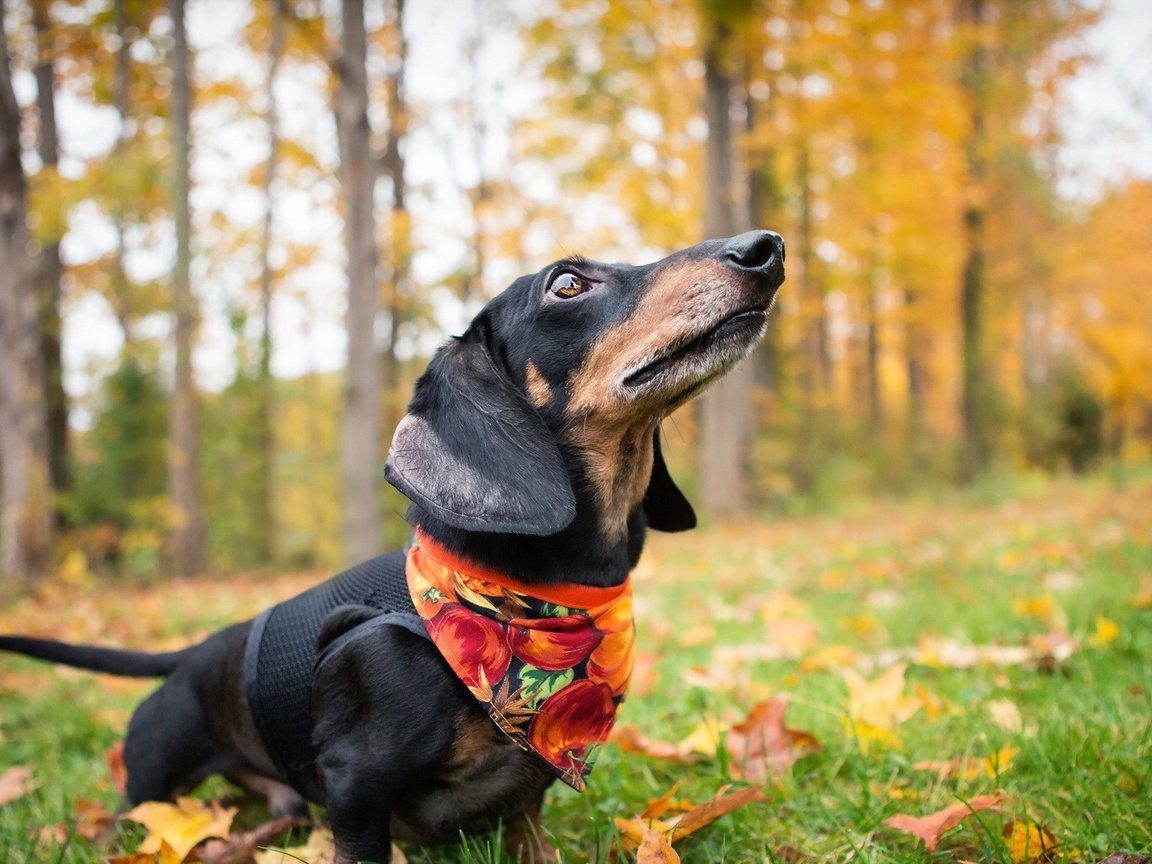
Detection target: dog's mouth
<box><xmin>622</xmin><ymin>306</ymin><xmax>769</xmax><ymax>395</ymax></box>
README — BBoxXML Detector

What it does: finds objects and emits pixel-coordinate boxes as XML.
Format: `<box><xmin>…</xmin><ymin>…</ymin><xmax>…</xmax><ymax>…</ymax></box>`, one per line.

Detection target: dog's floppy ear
<box><xmin>642</xmin><ymin>429</ymin><xmax>696</xmax><ymax>532</ymax></box>
<box><xmin>385</xmin><ymin>334</ymin><xmax>577</xmax><ymax>535</ymax></box>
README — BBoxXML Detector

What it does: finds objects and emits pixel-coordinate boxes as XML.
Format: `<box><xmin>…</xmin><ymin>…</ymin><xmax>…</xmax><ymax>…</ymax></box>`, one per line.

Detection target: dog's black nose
<box><xmin>723</xmin><ymin>230</ymin><xmax>785</xmax><ymax>271</ymax></box>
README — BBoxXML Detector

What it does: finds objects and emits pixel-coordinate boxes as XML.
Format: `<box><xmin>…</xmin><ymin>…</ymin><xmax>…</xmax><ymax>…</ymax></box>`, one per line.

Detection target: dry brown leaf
<box><xmin>1003</xmin><ymin>820</ymin><xmax>1060</xmax><ymax>863</ymax></box>
<box><xmin>911</xmin><ymin>746</ymin><xmax>1018</xmax><ymax>782</ymax></box>
<box><xmin>74</xmin><ymin>797</ymin><xmax>117</xmax><ymax>840</ymax></box>
<box><xmin>107</xmin><ymin>741</ymin><xmax>128</xmax><ymax>797</ymax></box>
<box><xmin>616</xmin><ymin>784</ymin><xmax>766</xmax><ymax>851</ymax></box>
<box><xmin>0</xmin><ymin>765</ymin><xmax>36</xmax><ymax>806</ymax></box>
<box><xmin>636</xmin><ymin>827</ymin><xmax>680</xmax><ymax>863</ymax></box>
<box><xmin>725</xmin><ymin>696</ymin><xmax>820</xmax><ymax>783</ymax></box>
<box><xmin>667</xmin><ymin>785</ymin><xmax>767</xmax><ymax>842</ymax></box>
<box><xmin>121</xmin><ymin>797</ymin><xmax>236</xmax><ymax>862</ymax></box>
<box><xmin>882</xmin><ymin>793</ymin><xmax>1005</xmax><ymax>851</ymax></box>
<box><xmin>610</xmin><ymin>724</ymin><xmax>696</xmax><ymax>764</ymax></box>
<box><xmin>1096</xmin><ymin>855</ymin><xmax>1152</xmax><ymax>864</ymax></box>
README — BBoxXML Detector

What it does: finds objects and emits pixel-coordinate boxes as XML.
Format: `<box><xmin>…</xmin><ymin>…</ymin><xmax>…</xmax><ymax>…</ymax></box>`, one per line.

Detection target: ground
<box><xmin>1</xmin><ymin>470</ymin><xmax>1151</xmax><ymax>863</ymax></box>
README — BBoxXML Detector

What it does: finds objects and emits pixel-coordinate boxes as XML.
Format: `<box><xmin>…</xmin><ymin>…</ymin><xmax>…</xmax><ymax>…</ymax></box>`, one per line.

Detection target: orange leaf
<box><xmin>667</xmin><ymin>785</ymin><xmax>767</xmax><ymax>842</ymax></box>
<box><xmin>611</xmin><ymin>724</ymin><xmax>697</xmax><ymax>764</ymax></box>
<box><xmin>637</xmin><ymin>827</ymin><xmax>680</xmax><ymax>863</ymax></box>
<box><xmin>0</xmin><ymin>765</ymin><xmax>36</xmax><ymax>806</ymax></box>
<box><xmin>107</xmin><ymin>741</ymin><xmax>128</xmax><ymax>797</ymax></box>
<box><xmin>121</xmin><ymin>797</ymin><xmax>236</xmax><ymax>862</ymax></box>
<box><xmin>642</xmin><ymin>780</ymin><xmax>683</xmax><ymax>820</ymax></box>
<box><xmin>883</xmin><ymin>793</ymin><xmax>1005</xmax><ymax>851</ymax></box>
<box><xmin>104</xmin><ymin>840</ymin><xmax>181</xmax><ymax>864</ymax></box>
<box><xmin>725</xmin><ymin>696</ymin><xmax>820</xmax><ymax>783</ymax></box>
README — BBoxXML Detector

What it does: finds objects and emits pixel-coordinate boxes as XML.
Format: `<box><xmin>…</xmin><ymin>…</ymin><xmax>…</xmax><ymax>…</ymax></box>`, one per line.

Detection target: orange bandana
<box><xmin>406</xmin><ymin>531</ymin><xmax>635</xmax><ymax>790</ymax></box>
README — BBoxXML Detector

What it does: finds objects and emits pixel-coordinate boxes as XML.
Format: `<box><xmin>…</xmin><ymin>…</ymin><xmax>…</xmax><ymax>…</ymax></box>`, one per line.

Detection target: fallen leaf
<box><xmin>678</xmin><ymin>624</ymin><xmax>715</xmax><ymax>647</ymax></box>
<box><xmin>986</xmin><ymin>699</ymin><xmax>1023</xmax><ymax>732</ymax></box>
<box><xmin>107</xmin><ymin>741</ymin><xmax>128</xmax><ymax>797</ymax></box>
<box><xmin>631</xmin><ymin>651</ymin><xmax>660</xmax><ymax>697</ymax></box>
<box><xmin>1096</xmin><ymin>855</ymin><xmax>1152</xmax><ymax>864</ymax></box>
<box><xmin>1004</xmin><ymin>820</ymin><xmax>1059</xmax><ymax>863</ymax></box>
<box><xmin>883</xmin><ymin>792</ymin><xmax>1005</xmax><ymax>851</ymax></box>
<box><xmin>642</xmin><ymin>781</ymin><xmax>684</xmax><ymax>820</ymax></box>
<box><xmin>676</xmin><ymin>717</ymin><xmax>726</xmax><ymax>758</ymax></box>
<box><xmin>122</xmin><ymin>797</ymin><xmax>236</xmax><ymax>861</ymax></box>
<box><xmin>74</xmin><ymin>797</ymin><xmax>117</xmax><ymax>840</ymax></box>
<box><xmin>610</xmin><ymin>724</ymin><xmax>696</xmax><ymax>763</ymax></box>
<box><xmin>0</xmin><ymin>765</ymin><xmax>36</xmax><ymax>806</ymax></box>
<box><xmin>1012</xmin><ymin>595</ymin><xmax>1065</xmax><ymax>626</ymax></box>
<box><xmin>196</xmin><ymin>815</ymin><xmax>304</xmax><ymax>864</ymax></box>
<box><xmin>637</xmin><ymin>827</ymin><xmax>680</xmax><ymax>863</ymax></box>
<box><xmin>667</xmin><ymin>784</ymin><xmax>767</xmax><ymax>841</ymax></box>
<box><xmin>1087</xmin><ymin>616</ymin><xmax>1120</xmax><ymax>647</ymax></box>
<box><xmin>615</xmin><ymin>784</ymin><xmax>766</xmax><ymax>851</ymax></box>
<box><xmin>912</xmin><ymin>746</ymin><xmax>1018</xmax><ymax>781</ymax></box>
<box><xmin>843</xmin><ymin>664</ymin><xmax>922</xmax><ymax>752</ymax></box>
<box><xmin>255</xmin><ymin>827</ymin><xmax>336</xmax><ymax>864</ymax></box>
<box><xmin>105</xmin><ymin>840</ymin><xmax>181</xmax><ymax>864</ymax></box>
<box><xmin>725</xmin><ymin>696</ymin><xmax>820</xmax><ymax>782</ymax></box>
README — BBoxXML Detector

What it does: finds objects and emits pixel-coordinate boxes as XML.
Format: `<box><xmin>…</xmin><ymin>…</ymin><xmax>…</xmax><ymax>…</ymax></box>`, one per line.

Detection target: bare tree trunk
<box><xmin>0</xmin><ymin>2</ymin><xmax>54</xmax><ymax>582</ymax></box>
<box><xmin>381</xmin><ymin>0</ymin><xmax>410</xmax><ymax>438</ymax></box>
<box><xmin>865</xmin><ymin>225</ymin><xmax>882</xmax><ymax>431</ymax></box>
<box><xmin>254</xmin><ymin>5</ymin><xmax>284</xmax><ymax>566</ymax></box>
<box><xmin>904</xmin><ymin>287</ymin><xmax>925</xmax><ymax>437</ymax></box>
<box><xmin>110</xmin><ymin>0</ymin><xmax>136</xmax><ymax>348</ymax></box>
<box><xmin>697</xmin><ymin>24</ymin><xmax>754</xmax><ymax>518</ymax></box>
<box><xmin>337</xmin><ymin>0</ymin><xmax>381</xmax><ymax>563</ymax></box>
<box><xmin>31</xmin><ymin>0</ymin><xmax>68</xmax><ymax>514</ymax></box>
<box><xmin>167</xmin><ymin>0</ymin><xmax>206</xmax><ymax>575</ymax></box>
<box><xmin>959</xmin><ymin>0</ymin><xmax>991</xmax><ymax>482</ymax></box>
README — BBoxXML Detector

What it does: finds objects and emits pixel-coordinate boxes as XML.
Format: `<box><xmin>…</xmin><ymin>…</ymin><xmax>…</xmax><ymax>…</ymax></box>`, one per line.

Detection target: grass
<box><xmin>2</xmin><ymin>470</ymin><xmax>1151</xmax><ymax>863</ymax></box>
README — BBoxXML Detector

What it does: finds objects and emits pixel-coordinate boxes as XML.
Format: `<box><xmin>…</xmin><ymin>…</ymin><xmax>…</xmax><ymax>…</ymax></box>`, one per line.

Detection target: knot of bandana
<box><xmin>406</xmin><ymin>531</ymin><xmax>635</xmax><ymax>791</ymax></box>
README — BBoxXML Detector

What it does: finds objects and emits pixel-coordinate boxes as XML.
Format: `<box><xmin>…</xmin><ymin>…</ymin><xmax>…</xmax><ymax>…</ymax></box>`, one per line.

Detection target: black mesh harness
<box><xmin>242</xmin><ymin>550</ymin><xmax>429</xmax><ymax>801</ymax></box>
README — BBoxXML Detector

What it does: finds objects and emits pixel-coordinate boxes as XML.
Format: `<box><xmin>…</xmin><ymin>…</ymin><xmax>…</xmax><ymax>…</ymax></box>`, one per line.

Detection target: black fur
<box><xmin>0</xmin><ymin>230</ymin><xmax>784</xmax><ymax>864</ymax></box>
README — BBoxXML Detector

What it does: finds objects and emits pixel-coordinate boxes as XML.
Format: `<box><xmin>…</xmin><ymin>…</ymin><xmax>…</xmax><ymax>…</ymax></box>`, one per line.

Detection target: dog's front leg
<box><xmin>323</xmin><ymin>766</ymin><xmax>397</xmax><ymax>864</ymax></box>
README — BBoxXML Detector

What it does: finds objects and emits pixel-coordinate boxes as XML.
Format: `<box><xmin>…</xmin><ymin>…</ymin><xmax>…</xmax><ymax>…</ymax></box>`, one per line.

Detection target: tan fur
<box><xmin>525</xmin><ymin>362</ymin><xmax>552</xmax><ymax>408</ymax></box>
<box><xmin>564</xmin><ymin>259</ymin><xmax>737</xmax><ymax>536</ymax></box>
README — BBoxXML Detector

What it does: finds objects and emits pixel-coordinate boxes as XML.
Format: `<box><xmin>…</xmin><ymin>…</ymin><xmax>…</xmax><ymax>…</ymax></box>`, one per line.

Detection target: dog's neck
<box><xmin>409</xmin><ymin>495</ymin><xmax>646</xmax><ymax>589</ymax></box>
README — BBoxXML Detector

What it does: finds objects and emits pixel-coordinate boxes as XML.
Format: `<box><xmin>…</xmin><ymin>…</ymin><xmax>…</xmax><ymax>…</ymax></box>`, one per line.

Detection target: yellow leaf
<box><xmin>676</xmin><ymin>716</ymin><xmax>725</xmax><ymax>757</ymax></box>
<box><xmin>843</xmin><ymin>664</ymin><xmax>922</xmax><ymax>752</ymax></box>
<box><xmin>1087</xmin><ymin>616</ymin><xmax>1119</xmax><ymax>647</ymax></box>
<box><xmin>121</xmin><ymin>798</ymin><xmax>236</xmax><ymax>862</ymax></box>
<box><xmin>1012</xmin><ymin>595</ymin><xmax>1065</xmax><ymax>627</ymax></box>
<box><xmin>1003</xmin><ymin>820</ymin><xmax>1059</xmax><ymax>863</ymax></box>
<box><xmin>636</xmin><ymin>827</ymin><xmax>681</xmax><ymax>863</ymax></box>
<box><xmin>254</xmin><ymin>826</ymin><xmax>338</xmax><ymax>864</ymax></box>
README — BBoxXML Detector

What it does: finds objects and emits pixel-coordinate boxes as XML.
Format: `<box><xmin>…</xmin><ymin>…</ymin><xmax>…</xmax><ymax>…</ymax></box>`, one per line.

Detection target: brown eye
<box><xmin>549</xmin><ymin>272</ymin><xmax>586</xmax><ymax>299</ymax></box>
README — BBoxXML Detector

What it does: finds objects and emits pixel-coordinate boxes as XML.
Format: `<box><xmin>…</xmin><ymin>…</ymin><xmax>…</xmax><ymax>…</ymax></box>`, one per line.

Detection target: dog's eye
<box><xmin>549</xmin><ymin>272</ymin><xmax>586</xmax><ymax>299</ymax></box>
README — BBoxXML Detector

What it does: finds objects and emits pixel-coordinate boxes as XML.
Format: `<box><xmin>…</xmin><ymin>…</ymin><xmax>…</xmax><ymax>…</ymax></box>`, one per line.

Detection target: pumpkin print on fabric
<box><xmin>405</xmin><ymin>531</ymin><xmax>635</xmax><ymax>791</ymax></box>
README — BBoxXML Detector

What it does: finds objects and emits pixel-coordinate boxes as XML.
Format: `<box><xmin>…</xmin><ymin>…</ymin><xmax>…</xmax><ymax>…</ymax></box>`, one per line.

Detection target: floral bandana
<box><xmin>405</xmin><ymin>531</ymin><xmax>635</xmax><ymax>791</ymax></box>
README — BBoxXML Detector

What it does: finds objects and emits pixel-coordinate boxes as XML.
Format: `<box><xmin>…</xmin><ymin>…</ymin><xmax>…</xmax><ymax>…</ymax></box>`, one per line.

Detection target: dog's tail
<box><xmin>0</xmin><ymin>635</ymin><xmax>189</xmax><ymax>677</ymax></box>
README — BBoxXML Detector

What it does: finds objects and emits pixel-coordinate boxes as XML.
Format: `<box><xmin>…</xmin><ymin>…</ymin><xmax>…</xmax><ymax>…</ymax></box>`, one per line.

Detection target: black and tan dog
<box><xmin>0</xmin><ymin>230</ymin><xmax>784</xmax><ymax>863</ymax></box>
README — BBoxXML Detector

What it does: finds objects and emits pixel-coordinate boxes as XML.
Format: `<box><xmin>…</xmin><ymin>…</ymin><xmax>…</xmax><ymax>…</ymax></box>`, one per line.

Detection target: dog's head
<box><xmin>386</xmin><ymin>230</ymin><xmax>784</xmax><ymax>540</ymax></box>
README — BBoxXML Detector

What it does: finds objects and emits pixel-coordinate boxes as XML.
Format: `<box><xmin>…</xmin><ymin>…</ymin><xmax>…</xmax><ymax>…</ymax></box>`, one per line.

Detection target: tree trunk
<box><xmin>31</xmin><ymin>0</ymin><xmax>68</xmax><ymax>514</ymax></box>
<box><xmin>0</xmin><ymin>1</ymin><xmax>54</xmax><ymax>582</ymax></box>
<box><xmin>696</xmin><ymin>24</ymin><xmax>754</xmax><ymax>518</ymax></box>
<box><xmin>381</xmin><ymin>0</ymin><xmax>410</xmax><ymax>439</ymax></box>
<box><xmin>337</xmin><ymin>0</ymin><xmax>381</xmax><ymax>564</ymax></box>
<box><xmin>904</xmin><ymin>288</ymin><xmax>925</xmax><ymax>438</ymax></box>
<box><xmin>254</xmin><ymin>5</ymin><xmax>284</xmax><ymax>566</ymax></box>
<box><xmin>959</xmin><ymin>0</ymin><xmax>991</xmax><ymax>482</ymax></box>
<box><xmin>167</xmin><ymin>0</ymin><xmax>206</xmax><ymax>576</ymax></box>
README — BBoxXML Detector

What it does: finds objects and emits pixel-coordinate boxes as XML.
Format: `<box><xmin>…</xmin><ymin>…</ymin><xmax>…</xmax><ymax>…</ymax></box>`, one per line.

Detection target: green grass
<box><xmin>2</xmin><ymin>472</ymin><xmax>1151</xmax><ymax>863</ymax></box>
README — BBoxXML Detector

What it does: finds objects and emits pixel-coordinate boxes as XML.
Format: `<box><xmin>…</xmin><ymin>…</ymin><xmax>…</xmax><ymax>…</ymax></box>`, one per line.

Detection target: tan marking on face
<box><xmin>566</xmin><ymin>259</ymin><xmax>736</xmax><ymax>417</ymax></box>
<box><xmin>525</xmin><ymin>362</ymin><xmax>551</xmax><ymax>408</ymax></box>
<box><xmin>563</xmin><ymin>258</ymin><xmax>738</xmax><ymax>535</ymax></box>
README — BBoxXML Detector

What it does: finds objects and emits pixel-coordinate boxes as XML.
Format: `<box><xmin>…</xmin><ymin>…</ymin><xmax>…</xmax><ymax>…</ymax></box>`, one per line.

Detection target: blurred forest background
<box><xmin>0</xmin><ymin>0</ymin><xmax>1149</xmax><ymax>585</ymax></box>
